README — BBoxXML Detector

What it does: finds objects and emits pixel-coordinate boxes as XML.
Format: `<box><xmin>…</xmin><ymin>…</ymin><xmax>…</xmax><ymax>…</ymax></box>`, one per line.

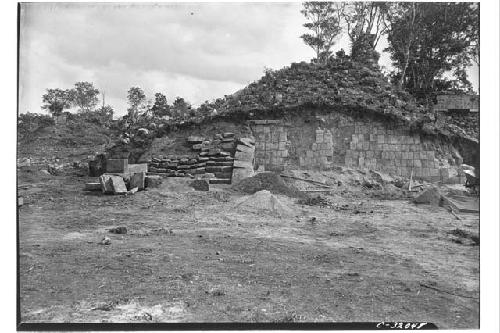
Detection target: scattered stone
<box><xmin>109</xmin><ymin>226</ymin><xmax>127</xmax><ymax>234</ymax></box>
<box><xmin>18</xmin><ymin>196</ymin><xmax>23</xmax><ymax>207</ymax></box>
<box><xmin>100</xmin><ymin>236</ymin><xmax>111</xmax><ymax>245</ymax></box>
<box><xmin>127</xmin><ymin>187</ymin><xmax>138</xmax><ymax>195</ymax></box>
<box><xmin>190</xmin><ymin>179</ymin><xmax>210</xmax><ymax>191</ymax></box>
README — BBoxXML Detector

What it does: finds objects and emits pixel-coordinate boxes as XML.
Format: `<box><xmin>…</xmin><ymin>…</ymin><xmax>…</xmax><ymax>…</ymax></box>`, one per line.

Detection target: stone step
<box><xmin>209</xmin><ymin>178</ymin><xmax>232</xmax><ymax>185</ymax></box>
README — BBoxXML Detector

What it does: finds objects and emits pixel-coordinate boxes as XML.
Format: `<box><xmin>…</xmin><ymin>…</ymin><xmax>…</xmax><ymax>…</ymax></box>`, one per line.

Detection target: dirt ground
<box><xmin>18</xmin><ymin>171</ymin><xmax>479</xmax><ymax>328</ymax></box>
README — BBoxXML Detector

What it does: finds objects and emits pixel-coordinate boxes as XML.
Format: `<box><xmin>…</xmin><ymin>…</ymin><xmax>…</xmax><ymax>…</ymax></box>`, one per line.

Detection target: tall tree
<box><xmin>151</xmin><ymin>93</ymin><xmax>171</xmax><ymax>118</ymax></box>
<box><xmin>300</xmin><ymin>2</ymin><xmax>342</xmax><ymax>63</ymax></box>
<box><xmin>68</xmin><ymin>81</ymin><xmax>100</xmax><ymax>112</ymax></box>
<box><xmin>127</xmin><ymin>87</ymin><xmax>146</xmax><ymax>119</ymax></box>
<box><xmin>385</xmin><ymin>2</ymin><xmax>479</xmax><ymax>97</ymax></box>
<box><xmin>336</xmin><ymin>2</ymin><xmax>390</xmax><ymax>52</ymax></box>
<box><xmin>41</xmin><ymin>88</ymin><xmax>72</xmax><ymax>117</ymax></box>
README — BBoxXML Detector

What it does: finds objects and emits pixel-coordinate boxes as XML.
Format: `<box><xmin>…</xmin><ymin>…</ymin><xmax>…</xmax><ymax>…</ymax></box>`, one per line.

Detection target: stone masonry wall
<box><xmin>249</xmin><ymin>110</ymin><xmax>464</xmax><ymax>183</ymax></box>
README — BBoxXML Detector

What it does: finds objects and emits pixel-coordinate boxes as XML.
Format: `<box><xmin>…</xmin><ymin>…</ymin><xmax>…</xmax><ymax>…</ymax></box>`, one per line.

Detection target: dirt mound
<box><xmin>232</xmin><ymin>172</ymin><xmax>304</xmax><ymax>198</ymax></box>
<box><xmin>413</xmin><ymin>187</ymin><xmax>443</xmax><ymax>206</ymax></box>
<box><xmin>234</xmin><ymin>190</ymin><xmax>297</xmax><ymax>217</ymax></box>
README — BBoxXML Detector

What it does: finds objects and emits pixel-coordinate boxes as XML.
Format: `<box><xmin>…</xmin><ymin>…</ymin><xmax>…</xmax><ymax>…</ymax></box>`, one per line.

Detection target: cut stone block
<box><xmin>221</xmin><ymin>142</ymin><xmax>235</xmax><ymax>150</ymax></box>
<box><xmin>222</xmin><ymin>132</ymin><xmax>235</xmax><ymax>138</ymax></box>
<box><xmin>187</xmin><ymin>136</ymin><xmax>204</xmax><ymax>144</ymax></box>
<box><xmin>192</xmin><ymin>144</ymin><xmax>203</xmax><ymax>150</ymax></box>
<box><xmin>233</xmin><ymin>160</ymin><xmax>253</xmax><ymax>169</ymax></box>
<box><xmin>236</xmin><ymin>144</ymin><xmax>255</xmax><ymax>154</ymax></box>
<box><xmin>238</xmin><ymin>137</ymin><xmax>255</xmax><ymax>148</ymax></box>
<box><xmin>130</xmin><ymin>172</ymin><xmax>146</xmax><ymax>190</ymax></box>
<box><xmin>106</xmin><ymin>159</ymin><xmax>128</xmax><ymax>173</ymax></box>
<box><xmin>128</xmin><ymin>163</ymin><xmax>148</xmax><ymax>173</ymax></box>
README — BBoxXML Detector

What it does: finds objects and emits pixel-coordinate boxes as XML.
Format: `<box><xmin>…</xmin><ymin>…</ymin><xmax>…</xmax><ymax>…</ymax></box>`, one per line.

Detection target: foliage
<box><xmin>385</xmin><ymin>2</ymin><xmax>479</xmax><ymax>98</ymax></box>
<box><xmin>41</xmin><ymin>88</ymin><xmax>72</xmax><ymax>116</ymax></box>
<box><xmin>151</xmin><ymin>93</ymin><xmax>171</xmax><ymax>118</ymax></box>
<box><xmin>336</xmin><ymin>2</ymin><xmax>390</xmax><ymax>51</ymax></box>
<box><xmin>300</xmin><ymin>2</ymin><xmax>342</xmax><ymax>63</ymax></box>
<box><xmin>171</xmin><ymin>97</ymin><xmax>193</xmax><ymax>120</ymax></box>
<box><xmin>68</xmin><ymin>81</ymin><xmax>100</xmax><ymax>113</ymax></box>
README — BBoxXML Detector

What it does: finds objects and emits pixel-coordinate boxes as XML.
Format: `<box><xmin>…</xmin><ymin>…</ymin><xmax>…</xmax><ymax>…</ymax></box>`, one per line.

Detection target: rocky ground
<box><xmin>18</xmin><ymin>166</ymin><xmax>479</xmax><ymax>328</ymax></box>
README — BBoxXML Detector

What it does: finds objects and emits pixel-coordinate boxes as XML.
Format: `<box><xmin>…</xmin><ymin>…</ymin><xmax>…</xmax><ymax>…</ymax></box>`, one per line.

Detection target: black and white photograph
<box><xmin>11</xmin><ymin>0</ymin><xmax>498</xmax><ymax>330</ymax></box>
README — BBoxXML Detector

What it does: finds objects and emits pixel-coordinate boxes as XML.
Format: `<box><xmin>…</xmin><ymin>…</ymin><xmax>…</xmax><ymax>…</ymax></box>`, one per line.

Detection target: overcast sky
<box><xmin>19</xmin><ymin>2</ymin><xmax>479</xmax><ymax>117</ymax></box>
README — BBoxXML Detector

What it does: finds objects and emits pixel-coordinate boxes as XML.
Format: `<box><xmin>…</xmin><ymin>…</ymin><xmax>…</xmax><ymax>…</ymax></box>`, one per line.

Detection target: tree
<box><xmin>300</xmin><ymin>2</ymin><xmax>342</xmax><ymax>63</ymax></box>
<box><xmin>171</xmin><ymin>97</ymin><xmax>192</xmax><ymax>119</ymax></box>
<box><xmin>151</xmin><ymin>93</ymin><xmax>171</xmax><ymax>118</ymax></box>
<box><xmin>68</xmin><ymin>81</ymin><xmax>100</xmax><ymax>112</ymax></box>
<box><xmin>336</xmin><ymin>2</ymin><xmax>390</xmax><ymax>52</ymax></box>
<box><xmin>127</xmin><ymin>87</ymin><xmax>146</xmax><ymax>119</ymax></box>
<box><xmin>41</xmin><ymin>88</ymin><xmax>72</xmax><ymax>116</ymax></box>
<box><xmin>385</xmin><ymin>2</ymin><xmax>479</xmax><ymax>97</ymax></box>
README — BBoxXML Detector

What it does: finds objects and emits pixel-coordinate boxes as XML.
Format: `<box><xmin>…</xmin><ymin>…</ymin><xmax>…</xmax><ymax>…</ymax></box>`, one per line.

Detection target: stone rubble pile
<box><xmin>146</xmin><ymin>133</ymin><xmax>256</xmax><ymax>185</ymax></box>
<box><xmin>199</xmin><ymin>57</ymin><xmax>477</xmax><ymax>143</ymax></box>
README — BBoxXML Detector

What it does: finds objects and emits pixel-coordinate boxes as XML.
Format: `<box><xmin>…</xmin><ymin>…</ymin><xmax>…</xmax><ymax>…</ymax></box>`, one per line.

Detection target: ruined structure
<box><xmin>115</xmin><ymin>43</ymin><xmax>479</xmax><ymax>185</ymax></box>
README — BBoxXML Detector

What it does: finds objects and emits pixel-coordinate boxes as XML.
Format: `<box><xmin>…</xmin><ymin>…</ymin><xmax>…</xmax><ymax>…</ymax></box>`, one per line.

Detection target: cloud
<box><xmin>19</xmin><ymin>2</ymin><xmax>315</xmax><ymax>116</ymax></box>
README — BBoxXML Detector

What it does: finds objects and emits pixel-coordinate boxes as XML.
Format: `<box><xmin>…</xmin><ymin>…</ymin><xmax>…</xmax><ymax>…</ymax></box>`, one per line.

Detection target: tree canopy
<box><xmin>41</xmin><ymin>88</ymin><xmax>72</xmax><ymax>117</ymax></box>
<box><xmin>68</xmin><ymin>81</ymin><xmax>100</xmax><ymax>112</ymax></box>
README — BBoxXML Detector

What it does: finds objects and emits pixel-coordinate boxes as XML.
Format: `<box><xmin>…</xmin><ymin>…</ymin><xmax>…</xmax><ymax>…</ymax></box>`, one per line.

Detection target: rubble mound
<box><xmin>234</xmin><ymin>190</ymin><xmax>297</xmax><ymax>217</ymax></box>
<box><xmin>232</xmin><ymin>172</ymin><xmax>304</xmax><ymax>198</ymax></box>
<box><xmin>201</xmin><ymin>57</ymin><xmax>477</xmax><ymax>142</ymax></box>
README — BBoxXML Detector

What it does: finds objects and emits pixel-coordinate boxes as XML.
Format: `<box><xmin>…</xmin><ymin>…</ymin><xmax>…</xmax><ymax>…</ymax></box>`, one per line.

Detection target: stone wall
<box><xmin>249</xmin><ymin>110</ymin><xmax>465</xmax><ymax>183</ymax></box>
<box><xmin>434</xmin><ymin>94</ymin><xmax>479</xmax><ymax>112</ymax></box>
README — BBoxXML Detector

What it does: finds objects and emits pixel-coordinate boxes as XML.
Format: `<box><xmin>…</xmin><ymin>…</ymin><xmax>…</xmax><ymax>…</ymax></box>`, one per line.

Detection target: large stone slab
<box><xmin>99</xmin><ymin>174</ymin><xmax>126</xmax><ymax>194</ymax></box>
<box><xmin>106</xmin><ymin>159</ymin><xmax>128</xmax><ymax>173</ymax></box>
<box><xmin>111</xmin><ymin>176</ymin><xmax>128</xmax><ymax>194</ymax></box>
<box><xmin>99</xmin><ymin>175</ymin><xmax>114</xmax><ymax>194</ymax></box>
<box><xmin>130</xmin><ymin>172</ymin><xmax>146</xmax><ymax>190</ymax></box>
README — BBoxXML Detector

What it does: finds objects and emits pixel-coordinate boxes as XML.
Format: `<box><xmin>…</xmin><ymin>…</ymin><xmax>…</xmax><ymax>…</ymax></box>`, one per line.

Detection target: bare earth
<box><xmin>18</xmin><ymin>174</ymin><xmax>479</xmax><ymax>328</ymax></box>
